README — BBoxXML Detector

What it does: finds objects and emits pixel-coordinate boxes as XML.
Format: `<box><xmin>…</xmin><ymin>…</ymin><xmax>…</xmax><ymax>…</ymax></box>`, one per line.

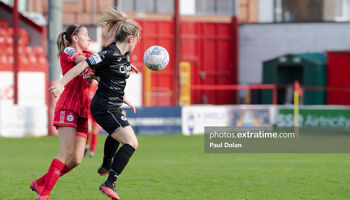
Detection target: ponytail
<box><xmin>100</xmin><ymin>8</ymin><xmax>141</xmax><ymax>42</ymax></box>
<box><xmin>57</xmin><ymin>32</ymin><xmax>67</xmax><ymax>57</ymax></box>
<box><xmin>56</xmin><ymin>24</ymin><xmax>82</xmax><ymax>57</ymax></box>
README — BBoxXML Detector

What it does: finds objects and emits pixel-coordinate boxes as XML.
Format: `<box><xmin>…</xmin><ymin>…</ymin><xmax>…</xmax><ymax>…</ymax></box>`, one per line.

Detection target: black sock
<box><xmin>106</xmin><ymin>144</ymin><xmax>135</xmax><ymax>186</ymax></box>
<box><xmin>102</xmin><ymin>135</ymin><xmax>120</xmax><ymax>169</ymax></box>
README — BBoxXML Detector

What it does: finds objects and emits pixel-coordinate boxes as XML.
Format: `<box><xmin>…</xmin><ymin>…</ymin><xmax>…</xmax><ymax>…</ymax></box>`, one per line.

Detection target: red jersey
<box><xmin>87</xmin><ymin>81</ymin><xmax>98</xmax><ymax>119</ymax></box>
<box><xmin>88</xmin><ymin>82</ymin><xmax>98</xmax><ymax>102</ymax></box>
<box><xmin>55</xmin><ymin>47</ymin><xmax>93</xmax><ymax>119</ymax></box>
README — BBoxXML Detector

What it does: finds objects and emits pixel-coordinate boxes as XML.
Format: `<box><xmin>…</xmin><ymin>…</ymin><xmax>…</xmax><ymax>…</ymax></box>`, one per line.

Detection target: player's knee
<box><xmin>69</xmin><ymin>157</ymin><xmax>82</xmax><ymax>168</ymax></box>
<box><xmin>129</xmin><ymin>139</ymin><xmax>138</xmax><ymax>149</ymax></box>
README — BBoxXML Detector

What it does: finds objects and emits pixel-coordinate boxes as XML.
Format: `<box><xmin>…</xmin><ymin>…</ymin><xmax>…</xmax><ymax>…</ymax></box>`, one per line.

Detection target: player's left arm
<box><xmin>49</xmin><ymin>61</ymin><xmax>89</xmax><ymax>97</ymax></box>
<box><xmin>123</xmin><ymin>94</ymin><xmax>136</xmax><ymax>113</ymax></box>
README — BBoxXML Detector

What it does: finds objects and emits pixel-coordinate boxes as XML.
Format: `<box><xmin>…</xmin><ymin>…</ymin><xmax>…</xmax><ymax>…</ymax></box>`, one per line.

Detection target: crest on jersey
<box><xmin>121</xmin><ymin>116</ymin><xmax>127</xmax><ymax>121</ymax></box>
<box><xmin>88</xmin><ymin>53</ymin><xmax>102</xmax><ymax>65</ymax></box>
<box><xmin>67</xmin><ymin>113</ymin><xmax>74</xmax><ymax>122</ymax></box>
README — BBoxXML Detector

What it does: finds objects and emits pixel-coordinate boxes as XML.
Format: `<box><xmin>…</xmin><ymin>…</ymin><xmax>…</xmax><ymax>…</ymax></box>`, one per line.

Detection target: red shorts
<box><xmin>53</xmin><ymin>110</ymin><xmax>88</xmax><ymax>139</ymax></box>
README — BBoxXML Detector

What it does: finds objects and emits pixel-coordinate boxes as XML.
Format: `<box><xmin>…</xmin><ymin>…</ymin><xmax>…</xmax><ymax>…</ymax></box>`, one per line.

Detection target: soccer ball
<box><xmin>143</xmin><ymin>46</ymin><xmax>169</xmax><ymax>71</ymax></box>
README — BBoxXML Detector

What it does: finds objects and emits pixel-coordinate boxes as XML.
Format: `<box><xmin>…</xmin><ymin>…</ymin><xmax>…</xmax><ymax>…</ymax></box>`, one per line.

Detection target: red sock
<box><xmin>90</xmin><ymin>133</ymin><xmax>98</xmax><ymax>153</ymax></box>
<box><xmin>60</xmin><ymin>164</ymin><xmax>72</xmax><ymax>177</ymax></box>
<box><xmin>36</xmin><ymin>173</ymin><xmax>47</xmax><ymax>186</ymax></box>
<box><xmin>36</xmin><ymin>164</ymin><xmax>71</xmax><ymax>186</ymax></box>
<box><xmin>40</xmin><ymin>159</ymin><xmax>65</xmax><ymax>195</ymax></box>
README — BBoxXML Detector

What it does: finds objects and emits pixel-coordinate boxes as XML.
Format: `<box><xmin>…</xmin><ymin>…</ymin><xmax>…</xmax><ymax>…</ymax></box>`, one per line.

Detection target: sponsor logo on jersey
<box><xmin>88</xmin><ymin>53</ymin><xmax>102</xmax><ymax>65</ymax></box>
<box><xmin>67</xmin><ymin>113</ymin><xmax>74</xmax><ymax>122</ymax></box>
<box><xmin>64</xmin><ymin>47</ymin><xmax>76</xmax><ymax>56</ymax></box>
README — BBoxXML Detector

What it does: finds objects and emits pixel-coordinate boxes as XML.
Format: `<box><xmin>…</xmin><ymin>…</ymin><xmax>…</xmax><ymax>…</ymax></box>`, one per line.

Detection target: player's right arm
<box><xmin>50</xmin><ymin>50</ymin><xmax>112</xmax><ymax>97</ymax></box>
<box><xmin>49</xmin><ymin>61</ymin><xmax>89</xmax><ymax>97</ymax></box>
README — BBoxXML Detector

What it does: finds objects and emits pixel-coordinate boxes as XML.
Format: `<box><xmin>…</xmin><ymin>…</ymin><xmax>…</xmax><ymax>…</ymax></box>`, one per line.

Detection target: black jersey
<box><xmin>86</xmin><ymin>42</ymin><xmax>131</xmax><ymax>114</ymax></box>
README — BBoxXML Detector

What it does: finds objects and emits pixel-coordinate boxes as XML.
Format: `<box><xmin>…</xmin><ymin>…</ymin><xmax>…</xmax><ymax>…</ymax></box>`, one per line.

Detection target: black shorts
<box><xmin>92</xmin><ymin>109</ymin><xmax>130</xmax><ymax>135</ymax></box>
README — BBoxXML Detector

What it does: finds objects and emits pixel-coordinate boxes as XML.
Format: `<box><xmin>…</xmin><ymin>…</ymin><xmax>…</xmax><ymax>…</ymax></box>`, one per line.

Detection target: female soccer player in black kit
<box><xmin>49</xmin><ymin>8</ymin><xmax>140</xmax><ymax>200</ymax></box>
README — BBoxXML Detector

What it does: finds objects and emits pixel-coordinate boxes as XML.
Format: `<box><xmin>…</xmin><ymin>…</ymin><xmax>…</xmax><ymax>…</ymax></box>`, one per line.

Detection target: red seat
<box><xmin>0</xmin><ymin>54</ymin><xmax>10</xmax><ymax>69</ymax></box>
<box><xmin>4</xmin><ymin>27</ymin><xmax>13</xmax><ymax>36</ymax></box>
<box><xmin>28</xmin><ymin>54</ymin><xmax>37</xmax><ymax>64</ymax></box>
<box><xmin>0</xmin><ymin>35</ymin><xmax>4</xmax><ymax>45</ymax></box>
<box><xmin>19</xmin><ymin>28</ymin><xmax>29</xmax><ymax>45</ymax></box>
<box><xmin>0</xmin><ymin>19</ymin><xmax>8</xmax><ymax>28</ymax></box>
<box><xmin>6</xmin><ymin>46</ymin><xmax>13</xmax><ymax>54</ymax></box>
<box><xmin>0</xmin><ymin>28</ymin><xmax>5</xmax><ymax>36</ymax></box>
<box><xmin>37</xmin><ymin>54</ymin><xmax>48</xmax><ymax>66</ymax></box>
<box><xmin>0</xmin><ymin>19</ymin><xmax>48</xmax><ymax>70</ymax></box>
<box><xmin>25</xmin><ymin>46</ymin><xmax>33</xmax><ymax>55</ymax></box>
<box><xmin>33</xmin><ymin>46</ymin><xmax>45</xmax><ymax>56</ymax></box>
<box><xmin>5</xmin><ymin>35</ymin><xmax>13</xmax><ymax>45</ymax></box>
<box><xmin>7</xmin><ymin>54</ymin><xmax>13</xmax><ymax>65</ymax></box>
<box><xmin>0</xmin><ymin>54</ymin><xmax>6</xmax><ymax>64</ymax></box>
<box><xmin>19</xmin><ymin>55</ymin><xmax>29</xmax><ymax>67</ymax></box>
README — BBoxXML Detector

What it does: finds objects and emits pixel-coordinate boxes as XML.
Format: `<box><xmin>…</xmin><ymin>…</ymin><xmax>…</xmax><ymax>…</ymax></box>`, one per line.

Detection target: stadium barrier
<box><xmin>118</xmin><ymin>106</ymin><xmax>182</xmax><ymax>135</ymax></box>
<box><xmin>0</xmin><ymin>102</ymin><xmax>47</xmax><ymax>137</ymax></box>
<box><xmin>182</xmin><ymin>105</ymin><xmax>350</xmax><ymax>135</ymax></box>
<box><xmin>0</xmin><ymin>71</ymin><xmax>47</xmax><ymax>138</ymax></box>
<box><xmin>182</xmin><ymin>105</ymin><xmax>274</xmax><ymax>135</ymax></box>
<box><xmin>277</xmin><ymin>105</ymin><xmax>350</xmax><ymax>127</ymax></box>
<box><xmin>1</xmin><ymin>103</ymin><xmax>350</xmax><ymax>137</ymax></box>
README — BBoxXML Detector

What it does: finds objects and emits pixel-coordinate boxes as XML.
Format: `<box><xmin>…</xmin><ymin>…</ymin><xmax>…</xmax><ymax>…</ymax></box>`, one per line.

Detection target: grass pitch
<box><xmin>0</xmin><ymin>134</ymin><xmax>349</xmax><ymax>200</ymax></box>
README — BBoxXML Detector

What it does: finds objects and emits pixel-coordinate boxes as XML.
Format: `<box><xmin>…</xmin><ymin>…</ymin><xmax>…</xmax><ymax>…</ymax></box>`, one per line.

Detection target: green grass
<box><xmin>0</xmin><ymin>134</ymin><xmax>349</xmax><ymax>200</ymax></box>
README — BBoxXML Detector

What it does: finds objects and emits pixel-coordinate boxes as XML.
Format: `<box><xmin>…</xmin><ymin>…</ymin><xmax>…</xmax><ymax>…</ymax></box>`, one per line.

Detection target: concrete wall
<box><xmin>258</xmin><ymin>0</ymin><xmax>274</xmax><ymax>23</ymax></box>
<box><xmin>239</xmin><ymin>22</ymin><xmax>350</xmax><ymax>84</ymax></box>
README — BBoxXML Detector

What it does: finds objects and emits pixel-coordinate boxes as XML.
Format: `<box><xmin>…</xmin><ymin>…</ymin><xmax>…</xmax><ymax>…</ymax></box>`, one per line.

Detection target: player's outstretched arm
<box><xmin>49</xmin><ymin>61</ymin><xmax>89</xmax><ymax>97</ymax></box>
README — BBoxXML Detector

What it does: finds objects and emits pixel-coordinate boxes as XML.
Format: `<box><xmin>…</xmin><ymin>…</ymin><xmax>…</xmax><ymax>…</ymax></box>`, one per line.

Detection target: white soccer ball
<box><xmin>143</xmin><ymin>46</ymin><xmax>169</xmax><ymax>71</ymax></box>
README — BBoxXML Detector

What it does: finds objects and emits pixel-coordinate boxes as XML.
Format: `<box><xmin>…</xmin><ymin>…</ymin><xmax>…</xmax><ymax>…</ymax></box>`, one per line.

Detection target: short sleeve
<box><xmin>86</xmin><ymin>49</ymin><xmax>113</xmax><ymax>69</ymax></box>
<box><xmin>62</xmin><ymin>47</ymin><xmax>80</xmax><ymax>63</ymax></box>
<box><xmin>83</xmin><ymin>51</ymin><xmax>93</xmax><ymax>58</ymax></box>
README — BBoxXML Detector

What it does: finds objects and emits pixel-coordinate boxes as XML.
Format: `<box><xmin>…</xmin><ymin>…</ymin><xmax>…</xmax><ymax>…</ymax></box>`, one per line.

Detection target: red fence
<box><xmin>327</xmin><ymin>51</ymin><xmax>350</xmax><ymax>105</ymax></box>
<box><xmin>132</xmin><ymin>17</ymin><xmax>238</xmax><ymax>106</ymax></box>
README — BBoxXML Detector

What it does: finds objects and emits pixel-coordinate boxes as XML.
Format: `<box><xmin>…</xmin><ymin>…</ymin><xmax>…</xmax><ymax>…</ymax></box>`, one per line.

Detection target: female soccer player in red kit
<box><xmin>30</xmin><ymin>24</ymin><xmax>92</xmax><ymax>200</ymax></box>
<box><xmin>50</xmin><ymin>8</ymin><xmax>140</xmax><ymax>200</ymax></box>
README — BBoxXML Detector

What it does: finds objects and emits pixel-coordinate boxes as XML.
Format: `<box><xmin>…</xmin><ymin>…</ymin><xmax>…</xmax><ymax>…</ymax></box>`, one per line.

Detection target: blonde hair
<box><xmin>100</xmin><ymin>8</ymin><xmax>141</xmax><ymax>42</ymax></box>
<box><xmin>56</xmin><ymin>24</ymin><xmax>82</xmax><ymax>56</ymax></box>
